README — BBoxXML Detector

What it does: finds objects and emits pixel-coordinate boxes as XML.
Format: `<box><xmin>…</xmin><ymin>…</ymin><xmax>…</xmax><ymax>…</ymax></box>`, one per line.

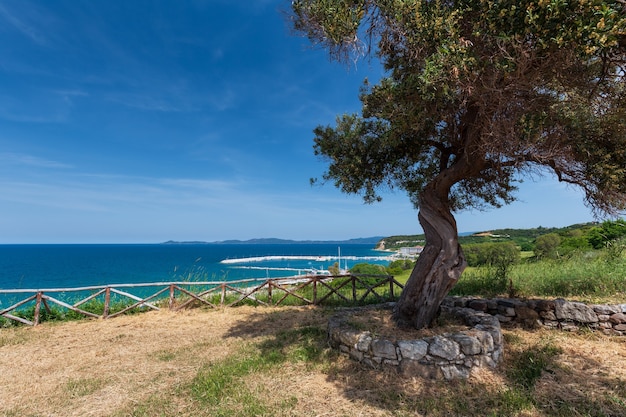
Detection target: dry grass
<box><xmin>1</xmin><ymin>305</ymin><xmax>625</xmax><ymax>417</ymax></box>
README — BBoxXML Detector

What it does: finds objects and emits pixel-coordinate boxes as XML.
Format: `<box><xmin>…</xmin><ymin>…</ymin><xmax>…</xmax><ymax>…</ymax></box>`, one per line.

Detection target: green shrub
<box><xmin>349</xmin><ymin>263</ymin><xmax>387</xmax><ymax>275</ymax></box>
<box><xmin>386</xmin><ymin>259</ymin><xmax>415</xmax><ymax>275</ymax></box>
<box><xmin>534</xmin><ymin>233</ymin><xmax>561</xmax><ymax>259</ymax></box>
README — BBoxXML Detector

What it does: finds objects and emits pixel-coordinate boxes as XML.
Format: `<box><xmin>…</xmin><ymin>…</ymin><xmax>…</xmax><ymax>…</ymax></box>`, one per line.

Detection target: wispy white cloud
<box><xmin>0</xmin><ymin>152</ymin><xmax>72</xmax><ymax>169</ymax></box>
<box><xmin>0</xmin><ymin>87</ymin><xmax>84</xmax><ymax>123</ymax></box>
<box><xmin>0</xmin><ymin>2</ymin><xmax>47</xmax><ymax>45</ymax></box>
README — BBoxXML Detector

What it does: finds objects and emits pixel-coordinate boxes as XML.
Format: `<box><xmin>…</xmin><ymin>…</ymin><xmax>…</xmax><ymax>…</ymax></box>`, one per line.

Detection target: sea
<box><xmin>0</xmin><ymin>243</ymin><xmax>393</xmax><ymax>293</ymax></box>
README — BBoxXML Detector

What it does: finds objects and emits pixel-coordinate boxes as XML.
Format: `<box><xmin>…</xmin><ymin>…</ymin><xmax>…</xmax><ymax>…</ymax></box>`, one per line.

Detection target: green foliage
<box><xmin>349</xmin><ymin>262</ymin><xmax>387</xmax><ymax>275</ymax></box>
<box><xmin>381</xmin><ymin>220</ymin><xmax>626</xmax><ymax>258</ymax></box>
<box><xmin>386</xmin><ymin>259</ymin><xmax>415</xmax><ymax>275</ymax></box>
<box><xmin>327</xmin><ymin>261</ymin><xmax>341</xmax><ymax>275</ymax></box>
<box><xmin>291</xmin><ymin>0</ymin><xmax>626</xmax><ymax>215</ymax></box>
<box><xmin>461</xmin><ymin>242</ymin><xmax>520</xmax><ymax>295</ymax></box>
<box><xmin>454</xmin><ymin>252</ymin><xmax>626</xmax><ymax>300</ymax></box>
<box><xmin>588</xmin><ymin>219</ymin><xmax>626</xmax><ymax>249</ymax></box>
<box><xmin>463</xmin><ymin>242</ymin><xmax>520</xmax><ymax>267</ymax></box>
<box><xmin>534</xmin><ymin>233</ymin><xmax>561</xmax><ymax>259</ymax></box>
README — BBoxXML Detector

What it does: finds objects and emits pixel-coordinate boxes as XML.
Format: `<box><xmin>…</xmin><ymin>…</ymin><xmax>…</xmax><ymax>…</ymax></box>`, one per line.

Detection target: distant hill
<box><xmin>378</xmin><ymin>222</ymin><xmax>600</xmax><ymax>251</ymax></box>
<box><xmin>162</xmin><ymin>236</ymin><xmax>385</xmax><ymax>245</ymax></box>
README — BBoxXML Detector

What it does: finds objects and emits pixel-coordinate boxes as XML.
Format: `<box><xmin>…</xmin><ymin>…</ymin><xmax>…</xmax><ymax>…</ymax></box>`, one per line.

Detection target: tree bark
<box><xmin>392</xmin><ymin>187</ymin><xmax>467</xmax><ymax>329</ymax></box>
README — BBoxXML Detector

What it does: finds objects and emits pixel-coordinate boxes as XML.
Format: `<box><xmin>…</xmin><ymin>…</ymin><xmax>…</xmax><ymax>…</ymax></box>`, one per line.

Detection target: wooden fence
<box><xmin>0</xmin><ymin>274</ymin><xmax>404</xmax><ymax>326</ymax></box>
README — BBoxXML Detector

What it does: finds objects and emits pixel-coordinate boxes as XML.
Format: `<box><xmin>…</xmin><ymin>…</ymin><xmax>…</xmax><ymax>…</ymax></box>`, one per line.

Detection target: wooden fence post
<box><xmin>169</xmin><ymin>284</ymin><xmax>175</xmax><ymax>309</ymax></box>
<box><xmin>267</xmin><ymin>280</ymin><xmax>273</xmax><ymax>305</ymax></box>
<box><xmin>103</xmin><ymin>287</ymin><xmax>111</xmax><ymax>318</ymax></box>
<box><xmin>351</xmin><ymin>275</ymin><xmax>357</xmax><ymax>303</ymax></box>
<box><xmin>220</xmin><ymin>283</ymin><xmax>226</xmax><ymax>306</ymax></box>
<box><xmin>313</xmin><ymin>276</ymin><xmax>318</xmax><ymax>305</ymax></box>
<box><xmin>34</xmin><ymin>291</ymin><xmax>43</xmax><ymax>326</ymax></box>
<box><xmin>389</xmin><ymin>275</ymin><xmax>394</xmax><ymax>300</ymax></box>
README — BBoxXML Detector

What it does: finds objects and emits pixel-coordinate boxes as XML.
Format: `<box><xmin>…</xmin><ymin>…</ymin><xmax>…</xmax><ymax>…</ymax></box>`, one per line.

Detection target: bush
<box><xmin>534</xmin><ymin>233</ymin><xmax>561</xmax><ymax>259</ymax></box>
<box><xmin>463</xmin><ymin>242</ymin><xmax>520</xmax><ymax>268</ymax></box>
<box><xmin>587</xmin><ymin>219</ymin><xmax>626</xmax><ymax>249</ymax></box>
<box><xmin>386</xmin><ymin>259</ymin><xmax>414</xmax><ymax>275</ymax></box>
<box><xmin>349</xmin><ymin>263</ymin><xmax>387</xmax><ymax>275</ymax></box>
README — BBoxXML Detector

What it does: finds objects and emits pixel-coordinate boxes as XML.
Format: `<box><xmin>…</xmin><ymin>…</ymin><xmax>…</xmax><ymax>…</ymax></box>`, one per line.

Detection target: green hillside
<box><xmin>378</xmin><ymin>221</ymin><xmax>626</xmax><ymax>252</ymax></box>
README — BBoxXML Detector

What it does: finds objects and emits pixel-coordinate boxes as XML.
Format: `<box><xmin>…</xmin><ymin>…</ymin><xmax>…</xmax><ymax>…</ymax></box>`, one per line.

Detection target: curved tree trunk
<box><xmin>392</xmin><ymin>188</ymin><xmax>467</xmax><ymax>329</ymax></box>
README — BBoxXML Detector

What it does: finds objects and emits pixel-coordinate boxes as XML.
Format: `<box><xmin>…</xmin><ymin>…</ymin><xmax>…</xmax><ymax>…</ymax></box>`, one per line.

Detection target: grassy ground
<box><xmin>1</xmin><ymin>305</ymin><xmax>625</xmax><ymax>417</ymax></box>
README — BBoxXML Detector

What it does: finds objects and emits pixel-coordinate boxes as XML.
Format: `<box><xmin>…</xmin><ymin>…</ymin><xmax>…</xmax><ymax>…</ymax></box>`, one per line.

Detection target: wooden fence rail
<box><xmin>0</xmin><ymin>274</ymin><xmax>404</xmax><ymax>326</ymax></box>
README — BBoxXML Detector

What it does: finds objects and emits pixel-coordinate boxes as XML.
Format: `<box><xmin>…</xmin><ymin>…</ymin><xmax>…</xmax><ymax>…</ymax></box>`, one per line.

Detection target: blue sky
<box><xmin>0</xmin><ymin>0</ymin><xmax>598</xmax><ymax>244</ymax></box>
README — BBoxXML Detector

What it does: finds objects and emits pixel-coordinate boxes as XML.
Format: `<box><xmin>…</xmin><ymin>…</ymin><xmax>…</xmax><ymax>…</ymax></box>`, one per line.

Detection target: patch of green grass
<box><xmin>507</xmin><ymin>341</ymin><xmax>562</xmax><ymax>390</ymax></box>
<box><xmin>188</xmin><ymin>326</ymin><xmax>329</xmax><ymax>416</ymax></box>
<box><xmin>64</xmin><ymin>377</ymin><xmax>106</xmax><ymax>398</ymax></box>
<box><xmin>364</xmin><ymin>383</ymin><xmax>535</xmax><ymax>417</ymax></box>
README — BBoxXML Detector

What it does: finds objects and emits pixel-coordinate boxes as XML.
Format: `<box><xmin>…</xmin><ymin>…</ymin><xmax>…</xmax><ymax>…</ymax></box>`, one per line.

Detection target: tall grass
<box><xmin>452</xmin><ymin>251</ymin><xmax>626</xmax><ymax>301</ymax></box>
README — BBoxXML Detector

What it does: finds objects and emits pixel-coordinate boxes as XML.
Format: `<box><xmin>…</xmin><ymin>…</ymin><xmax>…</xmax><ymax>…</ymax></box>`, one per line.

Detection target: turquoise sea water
<box><xmin>0</xmin><ymin>243</ymin><xmax>392</xmax><ymax>290</ymax></box>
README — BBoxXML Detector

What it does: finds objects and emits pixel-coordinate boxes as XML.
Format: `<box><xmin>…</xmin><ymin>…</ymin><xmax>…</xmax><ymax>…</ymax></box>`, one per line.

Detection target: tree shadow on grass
<box><xmin>222</xmin><ymin>306</ymin><xmax>626</xmax><ymax>417</ymax></box>
<box><xmin>222</xmin><ymin>305</ymin><xmax>332</xmax><ymax>340</ymax></box>
<box><xmin>323</xmin><ymin>326</ymin><xmax>626</xmax><ymax>417</ymax></box>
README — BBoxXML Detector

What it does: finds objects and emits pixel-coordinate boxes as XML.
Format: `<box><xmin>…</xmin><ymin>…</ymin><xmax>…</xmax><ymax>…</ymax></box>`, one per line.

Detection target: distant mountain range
<box><xmin>162</xmin><ymin>236</ymin><xmax>386</xmax><ymax>245</ymax></box>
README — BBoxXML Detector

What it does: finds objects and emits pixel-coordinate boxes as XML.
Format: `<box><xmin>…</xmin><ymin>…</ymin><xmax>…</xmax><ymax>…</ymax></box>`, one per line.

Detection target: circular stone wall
<box><xmin>328</xmin><ymin>303</ymin><xmax>503</xmax><ymax>380</ymax></box>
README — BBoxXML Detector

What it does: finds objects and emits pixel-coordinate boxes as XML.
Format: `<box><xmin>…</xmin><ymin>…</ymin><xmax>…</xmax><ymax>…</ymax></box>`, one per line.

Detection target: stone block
<box><xmin>496</xmin><ymin>299</ymin><xmax>523</xmax><ymax>308</ymax></box>
<box><xmin>428</xmin><ymin>336</ymin><xmax>460</xmax><ymax>361</ymax></box>
<box><xmin>469</xmin><ymin>299</ymin><xmax>488</xmax><ymax>312</ymax></box>
<box><xmin>591</xmin><ymin>304</ymin><xmax>621</xmax><ymax>315</ymax></box>
<box><xmin>540</xmin><ymin>310</ymin><xmax>557</xmax><ymax>321</ymax></box>
<box><xmin>554</xmin><ymin>299</ymin><xmax>598</xmax><ymax>323</ymax></box>
<box><xmin>382</xmin><ymin>359</ymin><xmax>400</xmax><ymax>367</ymax></box>
<box><xmin>475</xmin><ymin>330</ymin><xmax>494</xmax><ymax>352</ymax></box>
<box><xmin>398</xmin><ymin>339</ymin><xmax>429</xmax><ymax>361</ymax></box>
<box><xmin>477</xmin><ymin>314</ymin><xmax>501</xmax><ymax>327</ymax></box>
<box><xmin>497</xmin><ymin>306</ymin><xmax>516</xmax><ymax>316</ymax></box>
<box><xmin>515</xmin><ymin>305</ymin><xmax>541</xmax><ymax>328</ymax></box>
<box><xmin>492</xmin><ymin>346</ymin><xmax>503</xmax><ymax>363</ymax></box>
<box><xmin>441</xmin><ymin>365</ymin><xmax>470</xmax><ymax>380</ymax></box>
<box><xmin>535</xmin><ymin>299</ymin><xmax>556</xmax><ymax>311</ymax></box>
<box><xmin>371</xmin><ymin>339</ymin><xmax>397</xmax><ymax>360</ymax></box>
<box><xmin>475</xmin><ymin>324</ymin><xmax>502</xmax><ymax>345</ymax></box>
<box><xmin>560</xmin><ymin>322</ymin><xmax>579</xmax><ymax>332</ymax></box>
<box><xmin>481</xmin><ymin>356</ymin><xmax>497</xmax><ymax>368</ymax></box>
<box><xmin>349</xmin><ymin>349</ymin><xmax>364</xmax><ymax>362</ymax></box>
<box><xmin>355</xmin><ymin>333</ymin><xmax>372</xmax><ymax>352</ymax></box>
<box><xmin>449</xmin><ymin>334</ymin><xmax>482</xmax><ymax>355</ymax></box>
<box><xmin>609</xmin><ymin>313</ymin><xmax>626</xmax><ymax>324</ymax></box>
<box><xmin>338</xmin><ymin>328</ymin><xmax>367</xmax><ymax>347</ymax></box>
<box><xmin>361</xmin><ymin>357</ymin><xmax>378</xmax><ymax>368</ymax></box>
<box><xmin>399</xmin><ymin>360</ymin><xmax>441</xmax><ymax>379</ymax></box>
<box><xmin>614</xmin><ymin>324</ymin><xmax>626</xmax><ymax>331</ymax></box>
<box><xmin>487</xmin><ymin>299</ymin><xmax>498</xmax><ymax>311</ymax></box>
<box><xmin>495</xmin><ymin>314</ymin><xmax>512</xmax><ymax>323</ymax></box>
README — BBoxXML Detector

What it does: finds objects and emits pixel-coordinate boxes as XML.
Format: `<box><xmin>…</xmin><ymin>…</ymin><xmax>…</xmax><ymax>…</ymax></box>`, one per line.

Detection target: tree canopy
<box><xmin>291</xmin><ymin>0</ymin><xmax>626</xmax><ymax>328</ymax></box>
<box><xmin>293</xmin><ymin>0</ymin><xmax>626</xmax><ymax>215</ymax></box>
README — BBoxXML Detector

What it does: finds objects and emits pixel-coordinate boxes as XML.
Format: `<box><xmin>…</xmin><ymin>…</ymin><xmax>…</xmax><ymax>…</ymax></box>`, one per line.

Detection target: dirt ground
<box><xmin>1</xmin><ymin>305</ymin><xmax>626</xmax><ymax>417</ymax></box>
